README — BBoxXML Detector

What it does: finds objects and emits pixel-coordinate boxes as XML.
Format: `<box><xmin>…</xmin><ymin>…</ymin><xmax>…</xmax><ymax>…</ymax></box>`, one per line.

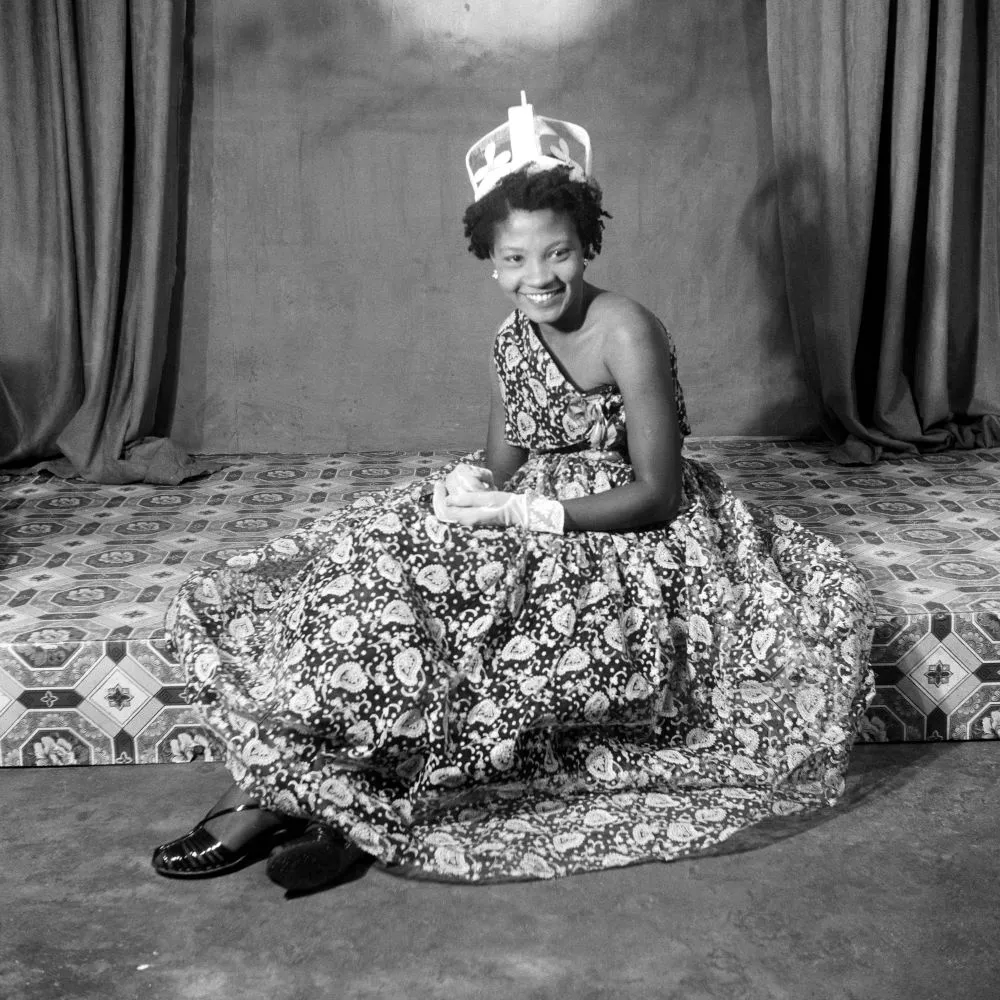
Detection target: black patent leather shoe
<box><xmin>265</xmin><ymin>821</ymin><xmax>368</xmax><ymax>892</ymax></box>
<box><xmin>152</xmin><ymin>803</ymin><xmax>304</xmax><ymax>879</ymax></box>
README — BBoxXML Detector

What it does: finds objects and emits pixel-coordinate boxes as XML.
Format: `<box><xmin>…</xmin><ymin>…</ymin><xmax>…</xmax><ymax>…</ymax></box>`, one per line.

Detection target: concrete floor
<box><xmin>2</xmin><ymin>744</ymin><xmax>998</xmax><ymax>1000</ymax></box>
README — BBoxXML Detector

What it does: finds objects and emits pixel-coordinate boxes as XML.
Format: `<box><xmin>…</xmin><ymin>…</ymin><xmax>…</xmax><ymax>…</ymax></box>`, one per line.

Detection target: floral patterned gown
<box><xmin>166</xmin><ymin>309</ymin><xmax>875</xmax><ymax>882</ymax></box>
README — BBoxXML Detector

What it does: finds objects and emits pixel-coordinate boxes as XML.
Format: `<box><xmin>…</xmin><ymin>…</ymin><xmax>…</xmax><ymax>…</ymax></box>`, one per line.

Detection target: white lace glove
<box><xmin>432</xmin><ymin>482</ymin><xmax>565</xmax><ymax>534</ymax></box>
<box><xmin>444</xmin><ymin>462</ymin><xmax>494</xmax><ymax>495</ymax></box>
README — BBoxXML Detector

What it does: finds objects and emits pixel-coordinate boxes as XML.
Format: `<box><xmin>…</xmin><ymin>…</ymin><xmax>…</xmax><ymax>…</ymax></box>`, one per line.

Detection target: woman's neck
<box><xmin>537</xmin><ymin>282</ymin><xmax>599</xmax><ymax>338</ymax></box>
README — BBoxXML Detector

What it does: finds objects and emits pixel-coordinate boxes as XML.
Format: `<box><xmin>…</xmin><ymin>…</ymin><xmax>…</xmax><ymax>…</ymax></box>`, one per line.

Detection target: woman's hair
<box><xmin>462</xmin><ymin>165</ymin><xmax>611</xmax><ymax>261</ymax></box>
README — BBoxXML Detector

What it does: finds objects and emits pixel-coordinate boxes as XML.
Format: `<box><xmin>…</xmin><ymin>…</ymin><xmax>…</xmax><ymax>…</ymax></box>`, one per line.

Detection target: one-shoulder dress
<box><xmin>166</xmin><ymin>309</ymin><xmax>875</xmax><ymax>882</ymax></box>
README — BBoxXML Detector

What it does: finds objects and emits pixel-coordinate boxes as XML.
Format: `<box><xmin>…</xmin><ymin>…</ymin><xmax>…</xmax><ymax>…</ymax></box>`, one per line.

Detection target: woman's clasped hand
<box><xmin>432</xmin><ymin>464</ymin><xmax>565</xmax><ymax>533</ymax></box>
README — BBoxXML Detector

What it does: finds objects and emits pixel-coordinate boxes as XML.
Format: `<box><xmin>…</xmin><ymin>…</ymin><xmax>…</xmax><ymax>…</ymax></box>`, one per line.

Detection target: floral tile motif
<box><xmin>0</xmin><ymin>442</ymin><xmax>998</xmax><ymax>764</ymax></box>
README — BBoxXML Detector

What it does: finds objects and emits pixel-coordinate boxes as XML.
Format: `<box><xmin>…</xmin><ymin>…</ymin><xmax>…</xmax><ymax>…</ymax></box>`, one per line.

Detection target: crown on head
<box><xmin>465</xmin><ymin>92</ymin><xmax>592</xmax><ymax>201</ymax></box>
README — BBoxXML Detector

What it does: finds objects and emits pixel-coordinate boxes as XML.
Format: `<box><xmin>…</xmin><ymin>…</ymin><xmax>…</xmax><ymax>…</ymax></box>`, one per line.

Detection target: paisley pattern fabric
<box><xmin>166</xmin><ymin>309</ymin><xmax>875</xmax><ymax>882</ymax></box>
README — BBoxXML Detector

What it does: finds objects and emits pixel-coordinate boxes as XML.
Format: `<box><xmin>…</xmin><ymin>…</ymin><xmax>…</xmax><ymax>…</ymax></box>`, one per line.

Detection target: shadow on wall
<box><xmin>738</xmin><ymin>162</ymin><xmax>826</xmax><ymax>439</ymax></box>
<box><xmin>732</xmin><ymin>0</ymin><xmax>821</xmax><ymax>439</ymax></box>
<box><xmin>747</xmin><ymin>148</ymin><xmax>870</xmax><ymax>444</ymax></box>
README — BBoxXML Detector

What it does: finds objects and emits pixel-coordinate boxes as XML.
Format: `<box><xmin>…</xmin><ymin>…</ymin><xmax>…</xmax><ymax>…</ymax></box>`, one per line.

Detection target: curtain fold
<box><xmin>0</xmin><ymin>0</ymin><xmax>217</xmax><ymax>484</ymax></box>
<box><xmin>766</xmin><ymin>0</ymin><xmax>1000</xmax><ymax>464</ymax></box>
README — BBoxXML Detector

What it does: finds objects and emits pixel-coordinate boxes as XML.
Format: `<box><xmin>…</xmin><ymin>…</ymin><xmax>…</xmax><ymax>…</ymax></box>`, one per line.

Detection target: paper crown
<box><xmin>465</xmin><ymin>92</ymin><xmax>592</xmax><ymax>201</ymax></box>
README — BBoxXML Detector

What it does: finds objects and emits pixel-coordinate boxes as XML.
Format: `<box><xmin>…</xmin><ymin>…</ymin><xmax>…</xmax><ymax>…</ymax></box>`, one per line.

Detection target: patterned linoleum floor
<box><xmin>1</xmin><ymin>440</ymin><xmax>999</xmax><ymax>766</ymax></box>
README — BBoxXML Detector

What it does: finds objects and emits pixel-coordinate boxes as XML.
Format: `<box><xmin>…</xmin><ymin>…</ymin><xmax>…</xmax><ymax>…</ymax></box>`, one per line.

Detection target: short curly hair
<box><xmin>462</xmin><ymin>165</ymin><xmax>611</xmax><ymax>261</ymax></box>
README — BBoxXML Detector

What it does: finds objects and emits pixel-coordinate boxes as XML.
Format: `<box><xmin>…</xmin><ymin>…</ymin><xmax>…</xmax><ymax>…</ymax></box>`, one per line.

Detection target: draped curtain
<box><xmin>766</xmin><ymin>0</ymin><xmax>1000</xmax><ymax>464</ymax></box>
<box><xmin>0</xmin><ymin>0</ymin><xmax>216</xmax><ymax>484</ymax></box>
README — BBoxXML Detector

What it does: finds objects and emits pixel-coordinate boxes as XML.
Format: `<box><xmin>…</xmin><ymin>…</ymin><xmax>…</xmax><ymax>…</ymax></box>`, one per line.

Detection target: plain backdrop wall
<box><xmin>165</xmin><ymin>0</ymin><xmax>821</xmax><ymax>454</ymax></box>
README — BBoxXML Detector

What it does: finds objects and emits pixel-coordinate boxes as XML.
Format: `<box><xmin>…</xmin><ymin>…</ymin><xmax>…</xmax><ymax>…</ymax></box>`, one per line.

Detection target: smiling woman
<box><xmin>154</xmin><ymin>96</ymin><xmax>876</xmax><ymax>893</ymax></box>
<box><xmin>490</xmin><ymin>209</ymin><xmax>589</xmax><ymax>327</ymax></box>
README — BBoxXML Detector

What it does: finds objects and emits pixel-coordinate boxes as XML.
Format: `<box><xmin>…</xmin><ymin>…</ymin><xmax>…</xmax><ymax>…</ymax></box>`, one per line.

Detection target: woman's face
<box><xmin>491</xmin><ymin>208</ymin><xmax>587</xmax><ymax>332</ymax></box>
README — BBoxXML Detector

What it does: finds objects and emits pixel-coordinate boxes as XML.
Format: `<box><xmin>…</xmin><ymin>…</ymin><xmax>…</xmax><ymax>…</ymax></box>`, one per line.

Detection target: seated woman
<box><xmin>153</xmin><ymin>97</ymin><xmax>875</xmax><ymax>891</ymax></box>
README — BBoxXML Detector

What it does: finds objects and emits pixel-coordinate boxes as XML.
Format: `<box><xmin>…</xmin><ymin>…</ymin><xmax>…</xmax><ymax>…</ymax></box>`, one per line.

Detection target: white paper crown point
<box><xmin>465</xmin><ymin>92</ymin><xmax>592</xmax><ymax>201</ymax></box>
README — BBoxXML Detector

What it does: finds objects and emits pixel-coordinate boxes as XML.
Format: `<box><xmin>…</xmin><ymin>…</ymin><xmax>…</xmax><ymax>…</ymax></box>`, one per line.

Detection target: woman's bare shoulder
<box><xmin>588</xmin><ymin>291</ymin><xmax>664</xmax><ymax>346</ymax></box>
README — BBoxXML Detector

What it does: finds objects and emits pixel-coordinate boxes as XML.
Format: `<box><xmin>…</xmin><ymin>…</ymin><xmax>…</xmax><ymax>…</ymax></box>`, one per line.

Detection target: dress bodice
<box><xmin>492</xmin><ymin>310</ymin><xmax>690</xmax><ymax>456</ymax></box>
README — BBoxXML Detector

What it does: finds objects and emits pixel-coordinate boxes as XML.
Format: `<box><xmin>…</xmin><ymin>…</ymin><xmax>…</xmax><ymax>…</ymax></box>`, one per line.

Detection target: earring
<box><xmin>491</xmin><ymin>269</ymin><xmax>499</xmax><ymax>280</ymax></box>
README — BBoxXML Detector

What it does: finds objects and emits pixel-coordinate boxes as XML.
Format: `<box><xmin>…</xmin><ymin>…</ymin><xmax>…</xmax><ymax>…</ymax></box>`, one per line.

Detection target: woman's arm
<box><xmin>485</xmin><ymin>367</ymin><xmax>528</xmax><ymax>488</ymax></box>
<box><xmin>560</xmin><ymin>310</ymin><xmax>683</xmax><ymax>533</ymax></box>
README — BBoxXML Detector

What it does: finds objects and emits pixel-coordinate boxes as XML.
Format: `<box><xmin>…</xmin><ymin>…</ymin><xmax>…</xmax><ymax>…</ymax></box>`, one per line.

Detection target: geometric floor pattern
<box><xmin>1</xmin><ymin>441</ymin><xmax>998</xmax><ymax>766</ymax></box>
